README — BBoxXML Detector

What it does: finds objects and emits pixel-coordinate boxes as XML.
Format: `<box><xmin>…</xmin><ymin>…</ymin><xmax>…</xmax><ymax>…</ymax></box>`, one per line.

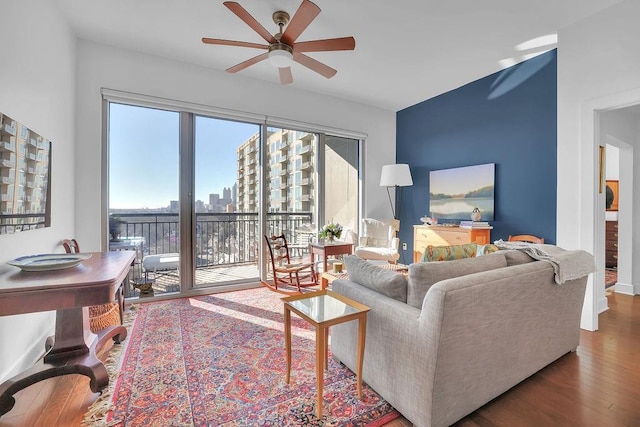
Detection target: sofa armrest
<box><xmin>358</xmin><ymin>236</ymin><xmax>369</xmax><ymax>246</ymax></box>
<box><xmin>331</xmin><ymin>279</ymin><xmax>436</xmax><ymax>422</ymax></box>
<box><xmin>332</xmin><ymin>278</ymin><xmax>426</xmax><ymax>365</ymax></box>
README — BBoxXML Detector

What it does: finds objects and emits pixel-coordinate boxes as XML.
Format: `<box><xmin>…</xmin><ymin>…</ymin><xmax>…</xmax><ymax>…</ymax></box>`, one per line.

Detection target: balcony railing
<box><xmin>112</xmin><ymin>211</ymin><xmax>314</xmax><ymax>268</ymax></box>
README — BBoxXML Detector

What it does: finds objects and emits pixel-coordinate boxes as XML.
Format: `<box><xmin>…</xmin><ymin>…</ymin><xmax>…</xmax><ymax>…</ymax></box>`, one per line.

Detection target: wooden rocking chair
<box><xmin>263</xmin><ymin>234</ymin><xmax>319</xmax><ymax>294</ymax></box>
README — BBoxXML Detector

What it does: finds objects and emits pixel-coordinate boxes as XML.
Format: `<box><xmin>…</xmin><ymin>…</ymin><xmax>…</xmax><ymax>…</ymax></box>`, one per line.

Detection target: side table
<box><xmin>282</xmin><ymin>290</ymin><xmax>370</xmax><ymax>418</ymax></box>
<box><xmin>309</xmin><ymin>241</ymin><xmax>353</xmax><ymax>276</ymax></box>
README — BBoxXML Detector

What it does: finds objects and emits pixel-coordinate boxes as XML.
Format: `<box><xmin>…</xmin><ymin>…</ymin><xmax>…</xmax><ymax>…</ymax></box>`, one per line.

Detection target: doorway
<box><xmin>589</xmin><ymin>103</ymin><xmax>638</xmax><ymax>327</ymax></box>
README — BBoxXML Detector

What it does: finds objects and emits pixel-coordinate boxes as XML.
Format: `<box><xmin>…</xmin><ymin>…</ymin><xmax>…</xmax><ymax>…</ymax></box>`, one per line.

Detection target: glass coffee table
<box><xmin>282</xmin><ymin>290</ymin><xmax>371</xmax><ymax>418</ymax></box>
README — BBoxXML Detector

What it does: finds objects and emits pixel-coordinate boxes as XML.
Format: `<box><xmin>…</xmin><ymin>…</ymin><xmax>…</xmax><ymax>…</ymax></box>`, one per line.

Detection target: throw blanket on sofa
<box><xmin>494</xmin><ymin>240</ymin><xmax>596</xmax><ymax>284</ymax></box>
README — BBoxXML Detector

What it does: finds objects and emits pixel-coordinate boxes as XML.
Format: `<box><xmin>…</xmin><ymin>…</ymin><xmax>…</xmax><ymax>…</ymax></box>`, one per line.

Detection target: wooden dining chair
<box><xmin>508</xmin><ymin>234</ymin><xmax>545</xmax><ymax>244</ymax></box>
<box><xmin>263</xmin><ymin>234</ymin><xmax>318</xmax><ymax>294</ymax></box>
<box><xmin>62</xmin><ymin>238</ymin><xmax>124</xmax><ymax>330</ymax></box>
<box><xmin>62</xmin><ymin>238</ymin><xmax>80</xmax><ymax>254</ymax></box>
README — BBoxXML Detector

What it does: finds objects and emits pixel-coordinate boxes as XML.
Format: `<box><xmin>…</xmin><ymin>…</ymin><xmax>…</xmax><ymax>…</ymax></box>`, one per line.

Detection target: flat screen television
<box><xmin>0</xmin><ymin>112</ymin><xmax>52</xmax><ymax>234</ymax></box>
<box><xmin>429</xmin><ymin>163</ymin><xmax>495</xmax><ymax>221</ymax></box>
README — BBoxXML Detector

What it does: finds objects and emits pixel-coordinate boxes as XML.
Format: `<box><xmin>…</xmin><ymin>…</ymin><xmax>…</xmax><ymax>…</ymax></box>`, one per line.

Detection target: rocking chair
<box><xmin>263</xmin><ymin>234</ymin><xmax>318</xmax><ymax>294</ymax></box>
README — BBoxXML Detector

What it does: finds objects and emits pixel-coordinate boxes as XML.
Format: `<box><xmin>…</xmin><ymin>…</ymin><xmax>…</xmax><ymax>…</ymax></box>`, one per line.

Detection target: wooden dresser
<box><xmin>605</xmin><ymin>220</ymin><xmax>618</xmax><ymax>268</ymax></box>
<box><xmin>413</xmin><ymin>225</ymin><xmax>492</xmax><ymax>262</ymax></box>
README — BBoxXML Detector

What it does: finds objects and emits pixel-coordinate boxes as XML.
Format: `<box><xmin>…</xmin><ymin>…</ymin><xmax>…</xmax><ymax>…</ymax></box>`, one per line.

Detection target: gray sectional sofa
<box><xmin>331</xmin><ymin>250</ymin><xmax>590</xmax><ymax>427</ymax></box>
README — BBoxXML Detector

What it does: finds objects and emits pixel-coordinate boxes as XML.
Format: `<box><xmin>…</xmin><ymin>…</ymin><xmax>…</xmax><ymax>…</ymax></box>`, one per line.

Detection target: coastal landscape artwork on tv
<box><xmin>429</xmin><ymin>163</ymin><xmax>495</xmax><ymax>221</ymax></box>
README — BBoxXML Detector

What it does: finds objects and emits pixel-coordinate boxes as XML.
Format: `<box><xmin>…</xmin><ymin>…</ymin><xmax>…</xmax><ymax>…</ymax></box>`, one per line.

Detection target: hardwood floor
<box><xmin>1</xmin><ymin>293</ymin><xmax>638</xmax><ymax>426</ymax></box>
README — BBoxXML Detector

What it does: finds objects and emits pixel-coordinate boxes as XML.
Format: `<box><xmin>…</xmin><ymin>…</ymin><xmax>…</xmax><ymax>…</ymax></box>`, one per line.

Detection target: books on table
<box><xmin>459</xmin><ymin>221</ymin><xmax>492</xmax><ymax>229</ymax></box>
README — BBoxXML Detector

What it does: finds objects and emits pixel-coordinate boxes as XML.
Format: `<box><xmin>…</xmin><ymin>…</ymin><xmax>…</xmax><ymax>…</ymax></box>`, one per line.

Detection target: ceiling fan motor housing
<box><xmin>268</xmin><ymin>43</ymin><xmax>293</xmax><ymax>67</ymax></box>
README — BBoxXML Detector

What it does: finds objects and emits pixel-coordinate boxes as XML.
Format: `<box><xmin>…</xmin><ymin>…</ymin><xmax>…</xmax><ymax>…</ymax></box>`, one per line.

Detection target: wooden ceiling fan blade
<box><xmin>223</xmin><ymin>1</ymin><xmax>277</xmax><ymax>44</ymax></box>
<box><xmin>281</xmin><ymin>0</ymin><xmax>321</xmax><ymax>46</ymax></box>
<box><xmin>202</xmin><ymin>38</ymin><xmax>268</xmax><ymax>50</ymax></box>
<box><xmin>294</xmin><ymin>37</ymin><xmax>355</xmax><ymax>52</ymax></box>
<box><xmin>293</xmin><ymin>53</ymin><xmax>337</xmax><ymax>79</ymax></box>
<box><xmin>279</xmin><ymin>67</ymin><xmax>293</xmax><ymax>85</ymax></box>
<box><xmin>226</xmin><ymin>52</ymin><xmax>269</xmax><ymax>73</ymax></box>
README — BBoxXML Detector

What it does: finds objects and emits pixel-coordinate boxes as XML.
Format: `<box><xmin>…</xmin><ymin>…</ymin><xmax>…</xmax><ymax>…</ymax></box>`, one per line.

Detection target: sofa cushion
<box><xmin>407</xmin><ymin>252</ymin><xmax>508</xmax><ymax>309</ymax></box>
<box><xmin>501</xmin><ymin>249</ymin><xmax>536</xmax><ymax>266</ymax></box>
<box><xmin>477</xmin><ymin>243</ymin><xmax>500</xmax><ymax>256</ymax></box>
<box><xmin>343</xmin><ymin>255</ymin><xmax>407</xmax><ymax>302</ymax></box>
<box><xmin>421</xmin><ymin>243</ymin><xmax>477</xmax><ymax>262</ymax></box>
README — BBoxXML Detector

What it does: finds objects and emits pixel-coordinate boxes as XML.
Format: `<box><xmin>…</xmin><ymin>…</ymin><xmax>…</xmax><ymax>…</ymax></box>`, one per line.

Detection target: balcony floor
<box><xmin>129</xmin><ymin>263</ymin><xmax>259</xmax><ymax>297</ymax></box>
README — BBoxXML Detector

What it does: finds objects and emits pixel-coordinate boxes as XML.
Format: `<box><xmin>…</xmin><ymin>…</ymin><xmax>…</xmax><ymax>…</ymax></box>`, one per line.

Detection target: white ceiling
<box><xmin>53</xmin><ymin>0</ymin><xmax>622</xmax><ymax>112</ymax></box>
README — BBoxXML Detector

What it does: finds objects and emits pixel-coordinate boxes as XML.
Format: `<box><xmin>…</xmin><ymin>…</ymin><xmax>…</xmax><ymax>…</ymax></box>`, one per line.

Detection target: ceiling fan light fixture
<box><xmin>268</xmin><ymin>44</ymin><xmax>293</xmax><ymax>68</ymax></box>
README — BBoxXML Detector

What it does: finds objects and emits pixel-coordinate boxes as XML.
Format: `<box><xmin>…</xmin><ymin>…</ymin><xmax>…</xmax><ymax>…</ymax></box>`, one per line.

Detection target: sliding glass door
<box><xmin>107</xmin><ymin>98</ymin><xmax>361</xmax><ymax>297</ymax></box>
<box><xmin>193</xmin><ymin>116</ymin><xmax>260</xmax><ymax>287</ymax></box>
<box><xmin>108</xmin><ymin>103</ymin><xmax>181</xmax><ymax>296</ymax></box>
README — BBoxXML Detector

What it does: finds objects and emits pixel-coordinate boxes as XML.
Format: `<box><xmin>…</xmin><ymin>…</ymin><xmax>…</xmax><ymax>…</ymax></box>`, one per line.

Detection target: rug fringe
<box><xmin>81</xmin><ymin>304</ymin><xmax>138</xmax><ymax>427</ymax></box>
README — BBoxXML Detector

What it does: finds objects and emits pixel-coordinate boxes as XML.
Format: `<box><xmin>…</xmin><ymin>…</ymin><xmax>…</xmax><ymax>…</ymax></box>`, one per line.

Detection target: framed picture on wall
<box><xmin>606</xmin><ymin>180</ymin><xmax>619</xmax><ymax>211</ymax></box>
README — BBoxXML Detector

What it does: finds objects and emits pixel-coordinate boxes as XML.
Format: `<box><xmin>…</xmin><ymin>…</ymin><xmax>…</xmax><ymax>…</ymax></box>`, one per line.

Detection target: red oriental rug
<box><xmin>105</xmin><ymin>287</ymin><xmax>399</xmax><ymax>426</ymax></box>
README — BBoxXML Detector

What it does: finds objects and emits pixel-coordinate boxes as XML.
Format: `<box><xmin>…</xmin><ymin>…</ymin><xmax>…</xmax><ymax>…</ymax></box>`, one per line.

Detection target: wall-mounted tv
<box><xmin>0</xmin><ymin>112</ymin><xmax>52</xmax><ymax>235</ymax></box>
<box><xmin>429</xmin><ymin>163</ymin><xmax>495</xmax><ymax>221</ymax></box>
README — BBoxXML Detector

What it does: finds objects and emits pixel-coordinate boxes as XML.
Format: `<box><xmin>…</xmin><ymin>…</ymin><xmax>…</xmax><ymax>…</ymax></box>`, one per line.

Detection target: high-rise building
<box><xmin>231</xmin><ymin>183</ymin><xmax>237</xmax><ymax>207</ymax></box>
<box><xmin>236</xmin><ymin>133</ymin><xmax>259</xmax><ymax>213</ymax></box>
<box><xmin>236</xmin><ymin>129</ymin><xmax>315</xmax><ymax>214</ymax></box>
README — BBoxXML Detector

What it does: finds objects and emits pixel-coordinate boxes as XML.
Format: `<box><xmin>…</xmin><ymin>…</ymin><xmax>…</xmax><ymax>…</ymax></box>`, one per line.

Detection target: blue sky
<box><xmin>109</xmin><ymin>103</ymin><xmax>259</xmax><ymax>209</ymax></box>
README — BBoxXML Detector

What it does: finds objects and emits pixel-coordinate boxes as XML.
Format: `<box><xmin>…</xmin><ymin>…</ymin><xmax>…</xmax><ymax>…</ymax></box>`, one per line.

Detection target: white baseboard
<box><xmin>614</xmin><ymin>281</ymin><xmax>636</xmax><ymax>295</ymax></box>
<box><xmin>597</xmin><ymin>295</ymin><xmax>609</xmax><ymax>314</ymax></box>
<box><xmin>0</xmin><ymin>327</ymin><xmax>53</xmax><ymax>383</ymax></box>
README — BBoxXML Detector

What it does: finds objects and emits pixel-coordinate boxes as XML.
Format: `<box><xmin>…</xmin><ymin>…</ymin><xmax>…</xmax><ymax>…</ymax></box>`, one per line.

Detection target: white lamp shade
<box><xmin>380</xmin><ymin>164</ymin><xmax>413</xmax><ymax>187</ymax></box>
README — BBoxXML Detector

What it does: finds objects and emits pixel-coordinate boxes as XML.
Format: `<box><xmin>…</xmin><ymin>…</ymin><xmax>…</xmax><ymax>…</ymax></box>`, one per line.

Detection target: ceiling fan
<box><xmin>202</xmin><ymin>0</ymin><xmax>355</xmax><ymax>85</ymax></box>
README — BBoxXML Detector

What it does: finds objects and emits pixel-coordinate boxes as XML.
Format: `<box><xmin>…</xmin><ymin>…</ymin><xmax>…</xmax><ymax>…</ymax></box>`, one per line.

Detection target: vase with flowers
<box><xmin>319</xmin><ymin>223</ymin><xmax>343</xmax><ymax>243</ymax></box>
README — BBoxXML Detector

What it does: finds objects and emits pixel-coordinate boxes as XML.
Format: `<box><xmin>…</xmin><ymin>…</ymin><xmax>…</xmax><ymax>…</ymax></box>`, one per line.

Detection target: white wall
<box><xmin>606</xmin><ymin>144</ymin><xmax>619</xmax><ymax>180</ymax></box>
<box><xmin>557</xmin><ymin>0</ymin><xmax>640</xmax><ymax>330</ymax></box>
<box><xmin>74</xmin><ymin>41</ymin><xmax>396</xmax><ymax>250</ymax></box>
<box><xmin>0</xmin><ymin>0</ymin><xmax>76</xmax><ymax>380</ymax></box>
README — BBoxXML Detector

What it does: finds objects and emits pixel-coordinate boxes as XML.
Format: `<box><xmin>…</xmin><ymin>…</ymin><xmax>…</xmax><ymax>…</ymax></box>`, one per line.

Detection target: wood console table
<box><xmin>413</xmin><ymin>225</ymin><xmax>492</xmax><ymax>262</ymax></box>
<box><xmin>0</xmin><ymin>251</ymin><xmax>135</xmax><ymax>417</ymax></box>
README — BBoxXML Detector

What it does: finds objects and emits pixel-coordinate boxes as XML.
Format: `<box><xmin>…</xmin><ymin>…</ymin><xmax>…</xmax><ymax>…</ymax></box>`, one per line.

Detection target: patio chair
<box><xmin>142</xmin><ymin>253</ymin><xmax>180</xmax><ymax>280</ymax></box>
<box><xmin>288</xmin><ymin>227</ymin><xmax>316</xmax><ymax>258</ymax></box>
<box><xmin>263</xmin><ymin>234</ymin><xmax>319</xmax><ymax>294</ymax></box>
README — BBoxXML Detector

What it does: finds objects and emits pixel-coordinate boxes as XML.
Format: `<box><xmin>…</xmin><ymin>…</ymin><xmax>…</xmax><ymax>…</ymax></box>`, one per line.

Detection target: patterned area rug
<box><xmin>105</xmin><ymin>287</ymin><xmax>399</xmax><ymax>426</ymax></box>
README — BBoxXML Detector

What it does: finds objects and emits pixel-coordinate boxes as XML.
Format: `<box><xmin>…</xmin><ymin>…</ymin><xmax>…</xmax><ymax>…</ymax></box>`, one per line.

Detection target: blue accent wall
<box><xmin>396</xmin><ymin>50</ymin><xmax>557</xmax><ymax>259</ymax></box>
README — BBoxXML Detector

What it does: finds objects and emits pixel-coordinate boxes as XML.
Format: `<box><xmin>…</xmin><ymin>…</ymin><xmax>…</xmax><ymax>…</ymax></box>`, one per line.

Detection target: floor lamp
<box><xmin>380</xmin><ymin>163</ymin><xmax>413</xmax><ymax>221</ymax></box>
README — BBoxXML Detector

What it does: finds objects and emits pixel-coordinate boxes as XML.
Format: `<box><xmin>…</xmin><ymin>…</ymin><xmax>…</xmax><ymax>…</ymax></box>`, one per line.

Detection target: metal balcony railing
<box><xmin>111</xmin><ymin>211</ymin><xmax>313</xmax><ymax>268</ymax></box>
